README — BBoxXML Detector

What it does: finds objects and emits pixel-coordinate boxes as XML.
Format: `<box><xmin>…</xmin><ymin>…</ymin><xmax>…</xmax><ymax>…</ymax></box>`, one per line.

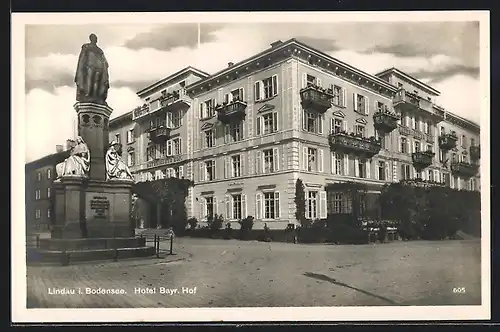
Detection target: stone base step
<box><xmin>39</xmin><ymin>237</ymin><xmax>147</xmax><ymax>251</ymax></box>
<box><xmin>27</xmin><ymin>246</ymin><xmax>156</xmax><ymax>264</ymax></box>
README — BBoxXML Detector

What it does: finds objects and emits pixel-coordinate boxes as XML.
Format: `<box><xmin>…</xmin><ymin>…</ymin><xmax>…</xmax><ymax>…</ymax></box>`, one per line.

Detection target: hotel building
<box><xmin>104</xmin><ymin>38</ymin><xmax>481</xmax><ymax>230</ymax></box>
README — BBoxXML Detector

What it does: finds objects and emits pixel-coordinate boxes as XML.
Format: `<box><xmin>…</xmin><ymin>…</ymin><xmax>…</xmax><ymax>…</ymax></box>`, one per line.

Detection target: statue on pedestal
<box><xmin>56</xmin><ymin>136</ymin><xmax>91</xmax><ymax>178</ymax></box>
<box><xmin>75</xmin><ymin>33</ymin><xmax>110</xmax><ymax>105</ymax></box>
<box><xmin>105</xmin><ymin>141</ymin><xmax>133</xmax><ymax>181</ymax></box>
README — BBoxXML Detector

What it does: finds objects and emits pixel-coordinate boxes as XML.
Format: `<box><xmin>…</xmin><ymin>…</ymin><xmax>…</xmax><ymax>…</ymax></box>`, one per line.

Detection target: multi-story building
<box><xmin>108</xmin><ymin>38</ymin><xmax>481</xmax><ymax>230</ymax></box>
<box><xmin>25</xmin><ymin>145</ymin><xmax>69</xmax><ymax>232</ymax></box>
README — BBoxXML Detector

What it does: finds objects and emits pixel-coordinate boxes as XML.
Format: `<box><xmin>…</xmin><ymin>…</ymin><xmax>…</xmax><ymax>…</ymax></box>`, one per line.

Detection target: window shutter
<box><xmin>406</xmin><ymin>140</ymin><xmax>411</xmax><ymax>154</ymax></box>
<box><xmin>273</xmin><ymin>112</ymin><xmax>278</xmax><ymax>132</ymax></box>
<box><xmin>242</xmin><ymin>194</ymin><xmax>247</xmax><ymax>218</ymax></box>
<box><xmin>353</xmin><ymin>93</ymin><xmax>358</xmax><ymax>112</ymax></box>
<box><xmin>450</xmin><ymin>176</ymin><xmax>455</xmax><ymax>189</ymax></box>
<box><xmin>274</xmin><ymin>191</ymin><xmax>280</xmax><ymax>219</ymax></box>
<box><xmin>354</xmin><ymin>157</ymin><xmax>360</xmax><ymax>177</ymax></box>
<box><xmin>364</xmin><ymin>96</ymin><xmax>369</xmax><ymax>115</ymax></box>
<box><xmin>411</xmin><ymin>116</ymin><xmax>416</xmax><ymax>129</ymax></box>
<box><xmin>225</xmin><ymin>195</ymin><xmax>231</xmax><ymax>220</ymax></box>
<box><xmin>179</xmin><ymin>166</ymin><xmax>184</xmax><ymax>178</ymax></box>
<box><xmin>434</xmin><ymin>170</ymin><xmax>439</xmax><ymax>182</ymax></box>
<box><xmin>319</xmin><ymin>114</ymin><xmax>324</xmax><ymax>134</ymax></box>
<box><xmin>302</xmin><ymin>111</ymin><xmax>308</xmax><ymax>130</ymax></box>
<box><xmin>239</xmin><ymin>87</ymin><xmax>245</xmax><ymax>101</ymax></box>
<box><xmin>199</xmin><ymin>198</ymin><xmax>205</xmax><ymax>220</ymax></box>
<box><xmin>319</xmin><ymin>191</ymin><xmax>327</xmax><ymax>219</ymax></box>
<box><xmin>200</xmin><ymin>102</ymin><xmax>205</xmax><ymax>118</ymax></box>
<box><xmin>224</xmin><ymin>156</ymin><xmax>229</xmax><ymax>178</ymax></box>
<box><xmin>331</xmin><ymin>152</ymin><xmax>336</xmax><ymax>174</ymax></box>
<box><xmin>272</xmin><ymin>75</ymin><xmax>278</xmax><ymax>96</ymax></box>
<box><xmin>217</xmin><ymin>88</ymin><xmax>223</xmax><ymax>103</ymax></box>
<box><xmin>317</xmin><ymin>78</ymin><xmax>322</xmax><ymax>87</ymax></box>
<box><xmin>344</xmin><ymin>154</ymin><xmax>349</xmax><ymax>175</ymax></box>
<box><xmin>342</xmin><ymin>120</ymin><xmax>348</xmax><ymax>132</ymax></box>
<box><xmin>224</xmin><ymin>93</ymin><xmax>230</xmax><ymax>104</ymax></box>
<box><xmin>199</xmin><ymin>162</ymin><xmax>205</xmax><ymax>182</ymax></box>
<box><xmin>457</xmin><ymin>176</ymin><xmax>461</xmax><ymax>190</ymax></box>
<box><xmin>318</xmin><ymin>149</ymin><xmax>324</xmax><ymax>173</ymax></box>
<box><xmin>255</xmin><ymin>151</ymin><xmax>262</xmax><ymax>174</ymax></box>
<box><xmin>302</xmin><ymin>147</ymin><xmax>308</xmax><ymax>171</ymax></box>
<box><xmin>256</xmin><ymin>193</ymin><xmax>262</xmax><ymax>220</ymax></box>
<box><xmin>330</xmin><ymin>118</ymin><xmax>334</xmax><ymax>133</ymax></box>
<box><xmin>374</xmin><ymin>100</ymin><xmax>378</xmax><ymax>113</ymax></box>
<box><xmin>385</xmin><ymin>163</ymin><xmax>390</xmax><ymax>182</ymax></box>
<box><xmin>301</xmin><ymin>73</ymin><xmax>307</xmax><ymax>88</ymax></box>
<box><xmin>254</xmin><ymin>81</ymin><xmax>261</xmax><ymax>101</ymax></box>
<box><xmin>273</xmin><ymin>148</ymin><xmax>279</xmax><ymax>171</ymax></box>
<box><xmin>213</xmin><ymin>197</ymin><xmax>218</xmax><ymax>216</ymax></box>
<box><xmin>223</xmin><ymin>125</ymin><xmax>228</xmax><ymax>144</ymax></box>
<box><xmin>256</xmin><ymin>116</ymin><xmax>262</xmax><ymax>135</ymax></box>
<box><xmin>374</xmin><ymin>161</ymin><xmax>379</xmax><ymax>180</ymax></box>
<box><xmin>342</xmin><ymin>88</ymin><xmax>347</xmax><ymax>107</ymax></box>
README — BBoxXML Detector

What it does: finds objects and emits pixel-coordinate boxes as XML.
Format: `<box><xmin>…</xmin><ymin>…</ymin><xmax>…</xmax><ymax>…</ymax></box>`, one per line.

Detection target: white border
<box><xmin>12</xmin><ymin>11</ymin><xmax>491</xmax><ymax>323</ymax></box>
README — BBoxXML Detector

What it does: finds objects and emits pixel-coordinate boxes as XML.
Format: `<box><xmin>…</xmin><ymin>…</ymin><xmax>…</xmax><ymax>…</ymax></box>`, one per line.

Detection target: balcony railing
<box><xmin>393</xmin><ymin>89</ymin><xmax>445</xmax><ymax>121</ymax></box>
<box><xmin>470</xmin><ymin>145</ymin><xmax>480</xmax><ymax>160</ymax></box>
<box><xmin>400</xmin><ymin>178</ymin><xmax>446</xmax><ymax>188</ymax></box>
<box><xmin>300</xmin><ymin>84</ymin><xmax>334</xmax><ymax>114</ymax></box>
<box><xmin>451</xmin><ymin>161</ymin><xmax>479</xmax><ymax>178</ymax></box>
<box><xmin>148</xmin><ymin>125</ymin><xmax>171</xmax><ymax>143</ymax></box>
<box><xmin>412</xmin><ymin>150</ymin><xmax>434</xmax><ymax>171</ymax></box>
<box><xmin>216</xmin><ymin>99</ymin><xmax>248</xmax><ymax>124</ymax></box>
<box><xmin>132</xmin><ymin>90</ymin><xmax>190</xmax><ymax>121</ymax></box>
<box><xmin>438</xmin><ymin>133</ymin><xmax>458</xmax><ymax>150</ymax></box>
<box><xmin>373</xmin><ymin>109</ymin><xmax>399</xmax><ymax>133</ymax></box>
<box><xmin>146</xmin><ymin>154</ymin><xmax>184</xmax><ymax>169</ymax></box>
<box><xmin>328</xmin><ymin>131</ymin><xmax>382</xmax><ymax>158</ymax></box>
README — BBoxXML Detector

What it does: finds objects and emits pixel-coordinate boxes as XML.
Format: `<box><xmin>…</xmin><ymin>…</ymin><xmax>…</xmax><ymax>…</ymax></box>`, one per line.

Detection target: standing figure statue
<box><xmin>75</xmin><ymin>33</ymin><xmax>110</xmax><ymax>105</ymax></box>
<box><xmin>105</xmin><ymin>141</ymin><xmax>133</xmax><ymax>181</ymax></box>
<box><xmin>56</xmin><ymin>136</ymin><xmax>91</xmax><ymax>178</ymax></box>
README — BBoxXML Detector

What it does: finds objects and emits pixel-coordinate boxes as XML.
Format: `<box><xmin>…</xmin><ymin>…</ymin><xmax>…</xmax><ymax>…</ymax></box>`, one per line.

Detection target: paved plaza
<box><xmin>27</xmin><ymin>238</ymin><xmax>481</xmax><ymax>308</ymax></box>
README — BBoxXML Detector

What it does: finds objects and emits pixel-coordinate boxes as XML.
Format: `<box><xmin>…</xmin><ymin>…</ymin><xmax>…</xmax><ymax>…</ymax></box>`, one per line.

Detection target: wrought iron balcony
<box><xmin>438</xmin><ymin>133</ymin><xmax>458</xmax><ymax>150</ymax></box>
<box><xmin>146</xmin><ymin>154</ymin><xmax>184</xmax><ymax>169</ymax></box>
<box><xmin>299</xmin><ymin>84</ymin><xmax>334</xmax><ymax>114</ymax></box>
<box><xmin>373</xmin><ymin>110</ymin><xmax>399</xmax><ymax>133</ymax></box>
<box><xmin>328</xmin><ymin>132</ymin><xmax>382</xmax><ymax>158</ymax></box>
<box><xmin>132</xmin><ymin>90</ymin><xmax>190</xmax><ymax>121</ymax></box>
<box><xmin>393</xmin><ymin>89</ymin><xmax>444</xmax><ymax>121</ymax></box>
<box><xmin>216</xmin><ymin>100</ymin><xmax>248</xmax><ymax>124</ymax></box>
<box><xmin>470</xmin><ymin>145</ymin><xmax>480</xmax><ymax>160</ymax></box>
<box><xmin>400</xmin><ymin>178</ymin><xmax>446</xmax><ymax>188</ymax></box>
<box><xmin>451</xmin><ymin>161</ymin><xmax>479</xmax><ymax>178</ymax></box>
<box><xmin>412</xmin><ymin>150</ymin><xmax>434</xmax><ymax>171</ymax></box>
<box><xmin>148</xmin><ymin>125</ymin><xmax>170</xmax><ymax>143</ymax></box>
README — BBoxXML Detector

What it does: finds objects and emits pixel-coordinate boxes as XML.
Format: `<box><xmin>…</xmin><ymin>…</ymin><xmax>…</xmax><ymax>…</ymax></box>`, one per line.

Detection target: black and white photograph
<box><xmin>12</xmin><ymin>11</ymin><xmax>490</xmax><ymax>322</ymax></box>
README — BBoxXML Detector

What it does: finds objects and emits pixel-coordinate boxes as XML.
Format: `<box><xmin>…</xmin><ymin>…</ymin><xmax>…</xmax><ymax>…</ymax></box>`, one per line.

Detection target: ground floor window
<box><xmin>306</xmin><ymin>191</ymin><xmax>318</xmax><ymax>219</ymax></box>
<box><xmin>232</xmin><ymin>194</ymin><xmax>242</xmax><ymax>220</ymax></box>
<box><xmin>203</xmin><ymin>196</ymin><xmax>214</xmax><ymax>220</ymax></box>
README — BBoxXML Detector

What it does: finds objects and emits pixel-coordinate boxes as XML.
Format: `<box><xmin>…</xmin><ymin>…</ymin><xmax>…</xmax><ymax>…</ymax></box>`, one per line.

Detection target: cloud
<box><xmin>25</xmin><ymin>86</ymin><xmax>142</xmax><ymax>162</ymax></box>
<box><xmin>295</xmin><ymin>36</ymin><xmax>340</xmax><ymax>53</ymax></box>
<box><xmin>123</xmin><ymin>23</ymin><xmax>224</xmax><ymax>51</ymax></box>
<box><xmin>362</xmin><ymin>43</ymin><xmax>433</xmax><ymax>58</ymax></box>
<box><xmin>410</xmin><ymin>65</ymin><xmax>480</xmax><ymax>84</ymax></box>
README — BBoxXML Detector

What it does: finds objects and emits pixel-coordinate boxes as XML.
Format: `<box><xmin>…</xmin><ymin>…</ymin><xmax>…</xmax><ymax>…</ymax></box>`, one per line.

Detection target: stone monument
<box><xmin>35</xmin><ymin>34</ymin><xmax>155</xmax><ymax>263</ymax></box>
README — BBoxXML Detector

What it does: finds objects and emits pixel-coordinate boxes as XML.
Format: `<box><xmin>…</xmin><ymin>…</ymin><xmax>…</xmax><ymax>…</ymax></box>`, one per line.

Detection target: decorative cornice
<box><xmin>200</xmin><ymin>122</ymin><xmax>215</xmax><ymax>130</ymax></box>
<box><xmin>444</xmin><ymin>112</ymin><xmax>480</xmax><ymax>134</ymax></box>
<box><xmin>355</xmin><ymin>117</ymin><xmax>368</xmax><ymax>125</ymax></box>
<box><xmin>257</xmin><ymin>104</ymin><xmax>276</xmax><ymax>113</ymax></box>
<box><xmin>332</xmin><ymin>110</ymin><xmax>346</xmax><ymax>118</ymax></box>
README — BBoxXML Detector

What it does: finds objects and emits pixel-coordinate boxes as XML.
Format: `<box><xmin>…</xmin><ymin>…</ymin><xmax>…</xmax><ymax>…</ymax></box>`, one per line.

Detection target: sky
<box><xmin>24</xmin><ymin>21</ymin><xmax>481</xmax><ymax>162</ymax></box>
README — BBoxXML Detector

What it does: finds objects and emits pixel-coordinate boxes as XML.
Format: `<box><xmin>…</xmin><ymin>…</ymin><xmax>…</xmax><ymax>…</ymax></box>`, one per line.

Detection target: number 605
<box><xmin>453</xmin><ymin>287</ymin><xmax>466</xmax><ymax>293</ymax></box>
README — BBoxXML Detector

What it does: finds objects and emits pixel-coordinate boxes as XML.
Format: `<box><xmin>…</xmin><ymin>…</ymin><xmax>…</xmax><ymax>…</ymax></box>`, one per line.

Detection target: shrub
<box><xmin>238</xmin><ymin>216</ymin><xmax>255</xmax><ymax>240</ymax></box>
<box><xmin>223</xmin><ymin>222</ymin><xmax>233</xmax><ymax>240</ymax></box>
<box><xmin>294</xmin><ymin>179</ymin><xmax>307</xmax><ymax>226</ymax></box>
<box><xmin>187</xmin><ymin>217</ymin><xmax>198</xmax><ymax>230</ymax></box>
<box><xmin>207</xmin><ymin>214</ymin><xmax>224</xmax><ymax>234</ymax></box>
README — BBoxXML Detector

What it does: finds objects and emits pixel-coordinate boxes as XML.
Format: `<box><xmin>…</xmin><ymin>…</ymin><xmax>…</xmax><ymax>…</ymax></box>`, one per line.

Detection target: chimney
<box><xmin>227</xmin><ymin>62</ymin><xmax>234</xmax><ymax>68</ymax></box>
<box><xmin>56</xmin><ymin>145</ymin><xmax>63</xmax><ymax>153</ymax></box>
<box><xmin>270</xmin><ymin>40</ymin><xmax>283</xmax><ymax>48</ymax></box>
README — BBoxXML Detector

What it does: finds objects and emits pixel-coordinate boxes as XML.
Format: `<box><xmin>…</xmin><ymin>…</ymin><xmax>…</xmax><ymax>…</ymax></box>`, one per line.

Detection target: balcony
<box><xmin>216</xmin><ymin>100</ymin><xmax>248</xmax><ymax>124</ymax></box>
<box><xmin>373</xmin><ymin>110</ymin><xmax>399</xmax><ymax>134</ymax></box>
<box><xmin>438</xmin><ymin>133</ymin><xmax>458</xmax><ymax>150</ymax></box>
<box><xmin>132</xmin><ymin>90</ymin><xmax>190</xmax><ymax>121</ymax></box>
<box><xmin>451</xmin><ymin>161</ymin><xmax>479</xmax><ymax>178</ymax></box>
<box><xmin>328</xmin><ymin>132</ymin><xmax>382</xmax><ymax>158</ymax></box>
<box><xmin>393</xmin><ymin>89</ymin><xmax>444</xmax><ymax>122</ymax></box>
<box><xmin>470</xmin><ymin>145</ymin><xmax>480</xmax><ymax>160</ymax></box>
<box><xmin>148</xmin><ymin>125</ymin><xmax>170</xmax><ymax>143</ymax></box>
<box><xmin>300</xmin><ymin>84</ymin><xmax>334</xmax><ymax>114</ymax></box>
<box><xmin>400</xmin><ymin>179</ymin><xmax>446</xmax><ymax>188</ymax></box>
<box><xmin>412</xmin><ymin>150</ymin><xmax>434</xmax><ymax>171</ymax></box>
<box><xmin>146</xmin><ymin>154</ymin><xmax>184</xmax><ymax>169</ymax></box>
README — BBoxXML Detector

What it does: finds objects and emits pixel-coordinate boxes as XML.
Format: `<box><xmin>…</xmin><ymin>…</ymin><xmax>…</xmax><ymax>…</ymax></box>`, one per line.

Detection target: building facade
<box><xmin>108</xmin><ymin>38</ymin><xmax>481</xmax><ymax>229</ymax></box>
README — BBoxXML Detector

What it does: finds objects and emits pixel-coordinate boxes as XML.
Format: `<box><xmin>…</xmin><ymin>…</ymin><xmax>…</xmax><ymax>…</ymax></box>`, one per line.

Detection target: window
<box><xmin>35</xmin><ymin>209</ymin><xmax>41</xmax><ymax>220</ymax></box>
<box><xmin>452</xmin><ymin>153</ymin><xmax>457</xmax><ymax>163</ymax></box>
<box><xmin>37</xmin><ymin>172</ymin><xmax>41</xmax><ymax>182</ymax></box>
<box><xmin>333</xmin><ymin>153</ymin><xmax>344</xmax><ymax>175</ymax></box>
<box><xmin>225</xmin><ymin>88</ymin><xmax>245</xmax><ymax>103</ymax></box>
<box><xmin>204</xmin><ymin>196</ymin><xmax>214</xmax><ymax>219</ymax></box>
<box><xmin>357</xmin><ymin>158</ymin><xmax>366</xmax><ymax>178</ymax></box>
<box><xmin>204</xmin><ymin>129</ymin><xmax>216</xmax><ymax>148</ymax></box>
<box><xmin>411</xmin><ymin>116</ymin><xmax>416</xmax><ymax>130</ymax></box>
<box><xmin>303</xmin><ymin>111</ymin><xmax>323</xmax><ymax>134</ymax></box>
<box><xmin>257</xmin><ymin>112</ymin><xmax>278</xmax><ymax>135</ymax></box>
<box><xmin>331</xmin><ymin>118</ymin><xmax>343</xmax><ymax>134</ymax></box>
<box><xmin>331</xmin><ymin>193</ymin><xmax>343</xmax><ymax>214</ymax></box>
<box><xmin>397</xmin><ymin>82</ymin><xmax>403</xmax><ymax>88</ymax></box>
<box><xmin>172</xmin><ymin>137</ymin><xmax>182</xmax><ymax>155</ymax></box>
<box><xmin>307</xmin><ymin>148</ymin><xmax>317</xmax><ymax>172</ymax></box>
<box><xmin>400</xmin><ymin>111</ymin><xmax>408</xmax><ymax>127</ymax></box>
<box><xmin>263</xmin><ymin>149</ymin><xmax>275</xmax><ymax>173</ymax></box>
<box><xmin>127</xmin><ymin>151</ymin><xmax>135</xmax><ymax>167</ymax></box>
<box><xmin>35</xmin><ymin>189</ymin><xmax>41</xmax><ymax>200</ymax></box>
<box><xmin>439</xmin><ymin>149</ymin><xmax>445</xmax><ymax>162</ymax></box>
<box><xmin>47</xmin><ymin>187</ymin><xmax>51</xmax><ymax>198</ymax></box>
<box><xmin>231</xmin><ymin>155</ymin><xmax>241</xmax><ymax>178</ymax></box>
<box><xmin>355</xmin><ymin>125</ymin><xmax>365</xmax><ymax>137</ymax></box>
<box><xmin>470</xmin><ymin>138</ymin><xmax>476</xmax><ymax>147</ymax></box>
<box><xmin>414</xmin><ymin>141</ymin><xmax>421</xmax><ymax>153</ymax></box>
<box><xmin>227</xmin><ymin>122</ymin><xmax>243</xmax><ymax>142</ymax></box>
<box><xmin>355</xmin><ymin>93</ymin><xmax>367</xmax><ymax>114</ymax></box>
<box><xmin>331</xmin><ymin>85</ymin><xmax>344</xmax><ymax>106</ymax></box>
<box><xmin>400</xmin><ymin>137</ymin><xmax>408</xmax><ymax>153</ymax></box>
<box><xmin>471</xmin><ymin>178</ymin><xmax>476</xmax><ymax>191</ymax></box>
<box><xmin>146</xmin><ymin>145</ymin><xmax>154</xmax><ymax>161</ymax></box>
<box><xmin>461</xmin><ymin>152</ymin><xmax>468</xmax><ymax>163</ymax></box>
<box><xmin>425</xmin><ymin>121</ymin><xmax>432</xmax><ymax>135</ymax></box>
<box><xmin>426</xmin><ymin>144</ymin><xmax>433</xmax><ymax>153</ymax></box>
<box><xmin>127</xmin><ymin>129</ymin><xmax>135</xmax><ymax>143</ymax></box>
<box><xmin>200</xmin><ymin>99</ymin><xmax>216</xmax><ymax>119</ymax></box>
<box><xmin>401</xmin><ymin>164</ymin><xmax>411</xmax><ymax>180</ymax></box>
<box><xmin>263</xmin><ymin>192</ymin><xmax>280</xmax><ymax>219</ymax></box>
<box><xmin>47</xmin><ymin>169</ymin><xmax>51</xmax><ymax>180</ymax></box>
<box><xmin>47</xmin><ymin>208</ymin><xmax>51</xmax><ymax>219</ymax></box>
<box><xmin>254</xmin><ymin>75</ymin><xmax>278</xmax><ymax>101</ymax></box>
<box><xmin>205</xmin><ymin>160</ymin><xmax>215</xmax><ymax>181</ymax></box>
<box><xmin>376</xmin><ymin>101</ymin><xmax>385</xmax><ymax>112</ymax></box>
<box><xmin>378</xmin><ymin>161</ymin><xmax>386</xmax><ymax>181</ymax></box>
<box><xmin>440</xmin><ymin>126</ymin><xmax>445</xmax><ymax>135</ymax></box>
<box><xmin>115</xmin><ymin>133</ymin><xmax>121</xmax><ymax>144</ymax></box>
<box><xmin>461</xmin><ymin>135</ymin><xmax>467</xmax><ymax>148</ymax></box>
<box><xmin>428</xmin><ymin>169</ymin><xmax>434</xmax><ymax>181</ymax></box>
<box><xmin>157</xmin><ymin>142</ymin><xmax>167</xmax><ymax>158</ymax></box>
<box><xmin>377</xmin><ymin>132</ymin><xmax>386</xmax><ymax>149</ymax></box>
<box><xmin>306</xmin><ymin>191</ymin><xmax>318</xmax><ymax>220</ymax></box>
<box><xmin>170</xmin><ymin>110</ymin><xmax>182</xmax><ymax>128</ymax></box>
<box><xmin>232</xmin><ymin>194</ymin><xmax>242</xmax><ymax>220</ymax></box>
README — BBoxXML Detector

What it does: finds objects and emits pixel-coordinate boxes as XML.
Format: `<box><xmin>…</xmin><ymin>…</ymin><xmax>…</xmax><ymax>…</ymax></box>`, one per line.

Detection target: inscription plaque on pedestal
<box><xmin>86</xmin><ymin>193</ymin><xmax>112</xmax><ymax>221</ymax></box>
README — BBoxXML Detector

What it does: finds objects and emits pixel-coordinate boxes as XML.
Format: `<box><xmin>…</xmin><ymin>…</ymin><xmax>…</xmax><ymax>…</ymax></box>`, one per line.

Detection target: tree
<box><xmin>294</xmin><ymin>178</ymin><xmax>307</xmax><ymax>226</ymax></box>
